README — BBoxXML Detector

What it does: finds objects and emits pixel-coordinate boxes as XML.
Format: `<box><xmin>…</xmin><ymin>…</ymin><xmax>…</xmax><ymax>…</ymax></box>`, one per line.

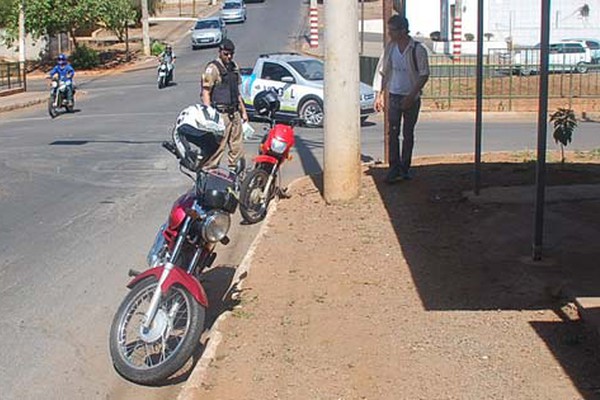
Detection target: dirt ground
<box><xmin>186</xmin><ymin>149</ymin><xmax>600</xmax><ymax>400</ymax></box>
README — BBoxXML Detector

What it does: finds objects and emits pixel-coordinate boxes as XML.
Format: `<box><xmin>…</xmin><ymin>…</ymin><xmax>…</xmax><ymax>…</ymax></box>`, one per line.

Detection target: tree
<box><xmin>464</xmin><ymin>33</ymin><xmax>474</xmax><ymax>41</ymax></box>
<box><xmin>1</xmin><ymin>0</ymin><xmax>101</xmax><ymax>48</ymax></box>
<box><xmin>98</xmin><ymin>0</ymin><xmax>135</xmax><ymax>42</ymax></box>
<box><xmin>484</xmin><ymin>32</ymin><xmax>494</xmax><ymax>41</ymax></box>
<box><xmin>549</xmin><ymin>107</ymin><xmax>577</xmax><ymax>164</ymax></box>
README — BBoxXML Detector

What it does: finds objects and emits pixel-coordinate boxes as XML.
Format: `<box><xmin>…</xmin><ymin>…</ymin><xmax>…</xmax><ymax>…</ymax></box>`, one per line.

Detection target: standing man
<box><xmin>373</xmin><ymin>15</ymin><xmax>429</xmax><ymax>183</ymax></box>
<box><xmin>201</xmin><ymin>38</ymin><xmax>248</xmax><ymax>170</ymax></box>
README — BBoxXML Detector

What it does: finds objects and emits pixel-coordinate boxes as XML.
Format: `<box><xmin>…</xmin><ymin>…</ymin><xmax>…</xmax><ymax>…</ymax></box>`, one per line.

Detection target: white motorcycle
<box><xmin>48</xmin><ymin>77</ymin><xmax>75</xmax><ymax>118</ymax></box>
<box><xmin>157</xmin><ymin>60</ymin><xmax>174</xmax><ymax>89</ymax></box>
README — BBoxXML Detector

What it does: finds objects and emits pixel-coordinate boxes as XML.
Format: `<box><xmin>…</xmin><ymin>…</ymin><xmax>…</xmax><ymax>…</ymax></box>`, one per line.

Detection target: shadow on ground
<box><xmin>366</xmin><ymin>159</ymin><xmax>600</xmax><ymax>398</ymax></box>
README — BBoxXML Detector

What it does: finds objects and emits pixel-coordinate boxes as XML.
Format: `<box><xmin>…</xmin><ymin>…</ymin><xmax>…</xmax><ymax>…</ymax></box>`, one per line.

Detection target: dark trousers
<box><xmin>388</xmin><ymin>94</ymin><xmax>421</xmax><ymax>174</ymax></box>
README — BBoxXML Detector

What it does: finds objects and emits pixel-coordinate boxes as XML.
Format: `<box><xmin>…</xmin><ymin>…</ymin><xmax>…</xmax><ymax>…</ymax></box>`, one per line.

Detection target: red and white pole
<box><xmin>309</xmin><ymin>0</ymin><xmax>319</xmax><ymax>48</ymax></box>
<box><xmin>452</xmin><ymin>1</ymin><xmax>462</xmax><ymax>61</ymax></box>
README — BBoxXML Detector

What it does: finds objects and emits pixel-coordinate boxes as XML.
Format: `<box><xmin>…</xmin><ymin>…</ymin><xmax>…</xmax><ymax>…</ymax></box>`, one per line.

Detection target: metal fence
<box><xmin>0</xmin><ymin>62</ymin><xmax>26</xmax><ymax>93</ymax></box>
<box><xmin>359</xmin><ymin>52</ymin><xmax>600</xmax><ymax>111</ymax></box>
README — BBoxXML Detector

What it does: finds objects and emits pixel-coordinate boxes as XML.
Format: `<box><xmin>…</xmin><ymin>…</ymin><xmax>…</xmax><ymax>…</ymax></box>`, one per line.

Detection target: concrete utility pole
<box><xmin>18</xmin><ymin>0</ymin><xmax>25</xmax><ymax>63</ymax></box>
<box><xmin>382</xmin><ymin>0</ymin><xmax>393</xmax><ymax>165</ymax></box>
<box><xmin>323</xmin><ymin>0</ymin><xmax>361</xmax><ymax>203</ymax></box>
<box><xmin>141</xmin><ymin>0</ymin><xmax>151</xmax><ymax>56</ymax></box>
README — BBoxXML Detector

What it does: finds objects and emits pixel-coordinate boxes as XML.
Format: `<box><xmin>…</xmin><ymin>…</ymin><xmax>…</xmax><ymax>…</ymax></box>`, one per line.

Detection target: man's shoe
<box><xmin>402</xmin><ymin>171</ymin><xmax>413</xmax><ymax>181</ymax></box>
<box><xmin>385</xmin><ymin>172</ymin><xmax>403</xmax><ymax>184</ymax></box>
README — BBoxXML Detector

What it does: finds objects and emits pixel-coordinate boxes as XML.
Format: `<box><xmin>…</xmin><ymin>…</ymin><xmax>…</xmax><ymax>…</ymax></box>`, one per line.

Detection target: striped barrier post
<box><xmin>309</xmin><ymin>6</ymin><xmax>319</xmax><ymax>48</ymax></box>
<box><xmin>452</xmin><ymin>16</ymin><xmax>462</xmax><ymax>61</ymax></box>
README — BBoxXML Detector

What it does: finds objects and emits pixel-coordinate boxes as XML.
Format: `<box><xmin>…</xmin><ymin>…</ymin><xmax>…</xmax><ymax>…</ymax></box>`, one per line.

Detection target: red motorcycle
<box><xmin>109</xmin><ymin>105</ymin><xmax>239</xmax><ymax>384</ymax></box>
<box><xmin>240</xmin><ymin>90</ymin><xmax>297</xmax><ymax>224</ymax></box>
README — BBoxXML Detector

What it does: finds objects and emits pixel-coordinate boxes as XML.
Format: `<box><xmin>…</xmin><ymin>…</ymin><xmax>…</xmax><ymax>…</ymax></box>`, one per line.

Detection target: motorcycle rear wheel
<box><xmin>158</xmin><ymin>76</ymin><xmax>165</xmax><ymax>89</ymax></box>
<box><xmin>239</xmin><ymin>167</ymin><xmax>274</xmax><ymax>224</ymax></box>
<box><xmin>109</xmin><ymin>277</ymin><xmax>206</xmax><ymax>385</ymax></box>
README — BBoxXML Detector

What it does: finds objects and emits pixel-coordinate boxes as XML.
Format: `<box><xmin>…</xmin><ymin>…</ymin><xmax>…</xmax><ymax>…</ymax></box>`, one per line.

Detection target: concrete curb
<box><xmin>176</xmin><ymin>176</ymin><xmax>306</xmax><ymax>399</ymax></box>
<box><xmin>0</xmin><ymin>96</ymin><xmax>46</xmax><ymax>113</ymax></box>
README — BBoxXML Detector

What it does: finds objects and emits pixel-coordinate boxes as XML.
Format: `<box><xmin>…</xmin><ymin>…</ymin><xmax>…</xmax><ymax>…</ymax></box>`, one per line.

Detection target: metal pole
<box><xmin>323</xmin><ymin>0</ymin><xmax>361</xmax><ymax>202</ymax></box>
<box><xmin>141</xmin><ymin>0</ymin><xmax>151</xmax><ymax>56</ymax></box>
<box><xmin>360</xmin><ymin>0</ymin><xmax>365</xmax><ymax>55</ymax></box>
<box><xmin>533</xmin><ymin>0</ymin><xmax>551</xmax><ymax>261</ymax></box>
<box><xmin>19</xmin><ymin>0</ymin><xmax>26</xmax><ymax>91</ymax></box>
<box><xmin>474</xmin><ymin>0</ymin><xmax>484</xmax><ymax>195</ymax></box>
<box><xmin>383</xmin><ymin>0</ymin><xmax>392</xmax><ymax>165</ymax></box>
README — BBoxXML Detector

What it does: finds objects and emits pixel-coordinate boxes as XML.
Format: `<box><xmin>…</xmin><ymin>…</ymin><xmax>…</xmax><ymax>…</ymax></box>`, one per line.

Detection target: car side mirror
<box><xmin>281</xmin><ymin>76</ymin><xmax>295</xmax><ymax>84</ymax></box>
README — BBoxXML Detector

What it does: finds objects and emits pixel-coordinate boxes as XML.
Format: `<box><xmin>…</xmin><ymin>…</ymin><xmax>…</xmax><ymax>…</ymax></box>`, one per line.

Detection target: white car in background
<box><xmin>190</xmin><ymin>17</ymin><xmax>227</xmax><ymax>49</ymax></box>
<box><xmin>561</xmin><ymin>38</ymin><xmax>600</xmax><ymax>63</ymax></box>
<box><xmin>513</xmin><ymin>41</ymin><xmax>594</xmax><ymax>75</ymax></box>
<box><xmin>221</xmin><ymin>0</ymin><xmax>247</xmax><ymax>23</ymax></box>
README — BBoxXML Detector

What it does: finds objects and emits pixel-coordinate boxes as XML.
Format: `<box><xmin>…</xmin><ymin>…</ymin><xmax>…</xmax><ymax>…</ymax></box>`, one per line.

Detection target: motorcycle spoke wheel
<box><xmin>48</xmin><ymin>97</ymin><xmax>57</xmax><ymax>119</ymax></box>
<box><xmin>109</xmin><ymin>277</ymin><xmax>205</xmax><ymax>384</ymax></box>
<box><xmin>239</xmin><ymin>168</ymin><xmax>273</xmax><ymax>224</ymax></box>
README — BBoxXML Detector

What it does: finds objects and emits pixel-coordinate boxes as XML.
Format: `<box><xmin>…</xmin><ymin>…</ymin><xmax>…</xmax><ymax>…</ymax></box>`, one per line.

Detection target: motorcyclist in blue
<box><xmin>48</xmin><ymin>54</ymin><xmax>75</xmax><ymax>105</ymax></box>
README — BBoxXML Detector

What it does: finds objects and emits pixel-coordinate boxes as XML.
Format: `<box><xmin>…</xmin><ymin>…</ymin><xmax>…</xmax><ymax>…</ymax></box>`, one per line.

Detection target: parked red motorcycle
<box><xmin>109</xmin><ymin>104</ymin><xmax>240</xmax><ymax>384</ymax></box>
<box><xmin>240</xmin><ymin>90</ymin><xmax>297</xmax><ymax>224</ymax></box>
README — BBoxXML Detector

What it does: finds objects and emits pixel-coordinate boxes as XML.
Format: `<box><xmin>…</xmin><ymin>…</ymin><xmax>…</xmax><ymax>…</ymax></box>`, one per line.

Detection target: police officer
<box><xmin>201</xmin><ymin>38</ymin><xmax>247</xmax><ymax>170</ymax></box>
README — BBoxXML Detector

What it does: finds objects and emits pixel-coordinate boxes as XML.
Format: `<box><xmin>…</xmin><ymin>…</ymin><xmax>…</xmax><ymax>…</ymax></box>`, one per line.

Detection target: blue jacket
<box><xmin>48</xmin><ymin>64</ymin><xmax>75</xmax><ymax>81</ymax></box>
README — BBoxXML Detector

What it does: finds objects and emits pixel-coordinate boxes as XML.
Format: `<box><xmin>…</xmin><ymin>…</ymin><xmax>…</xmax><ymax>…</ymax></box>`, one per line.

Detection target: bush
<box><xmin>71</xmin><ymin>45</ymin><xmax>100</xmax><ymax>69</ymax></box>
<box><xmin>464</xmin><ymin>33</ymin><xmax>475</xmax><ymax>41</ymax></box>
<box><xmin>151</xmin><ymin>41</ymin><xmax>165</xmax><ymax>56</ymax></box>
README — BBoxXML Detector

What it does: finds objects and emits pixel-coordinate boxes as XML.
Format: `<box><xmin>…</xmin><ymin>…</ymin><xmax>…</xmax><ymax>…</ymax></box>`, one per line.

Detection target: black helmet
<box><xmin>172</xmin><ymin>104</ymin><xmax>226</xmax><ymax>171</ymax></box>
<box><xmin>253</xmin><ymin>89</ymin><xmax>280</xmax><ymax>117</ymax></box>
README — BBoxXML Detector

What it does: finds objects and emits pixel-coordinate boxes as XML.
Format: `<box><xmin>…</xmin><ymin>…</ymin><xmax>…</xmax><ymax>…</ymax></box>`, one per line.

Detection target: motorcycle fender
<box><xmin>127</xmin><ymin>266</ymin><xmax>208</xmax><ymax>307</ymax></box>
<box><xmin>253</xmin><ymin>154</ymin><xmax>278</xmax><ymax>165</ymax></box>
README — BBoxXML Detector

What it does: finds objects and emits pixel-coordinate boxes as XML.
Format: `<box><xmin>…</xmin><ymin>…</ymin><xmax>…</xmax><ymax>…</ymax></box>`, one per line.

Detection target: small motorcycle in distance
<box><xmin>48</xmin><ymin>77</ymin><xmax>75</xmax><ymax>118</ymax></box>
<box><xmin>239</xmin><ymin>89</ymin><xmax>297</xmax><ymax>224</ymax></box>
<box><xmin>109</xmin><ymin>104</ymin><xmax>240</xmax><ymax>384</ymax></box>
<box><xmin>157</xmin><ymin>60</ymin><xmax>173</xmax><ymax>89</ymax></box>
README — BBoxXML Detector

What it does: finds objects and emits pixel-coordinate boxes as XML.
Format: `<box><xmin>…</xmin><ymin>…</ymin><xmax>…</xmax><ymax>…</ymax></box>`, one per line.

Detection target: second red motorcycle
<box><xmin>240</xmin><ymin>90</ymin><xmax>297</xmax><ymax>224</ymax></box>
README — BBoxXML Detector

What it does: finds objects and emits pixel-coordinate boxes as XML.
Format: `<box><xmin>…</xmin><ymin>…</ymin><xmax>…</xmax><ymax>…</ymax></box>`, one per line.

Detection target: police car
<box><xmin>240</xmin><ymin>53</ymin><xmax>376</xmax><ymax>127</ymax></box>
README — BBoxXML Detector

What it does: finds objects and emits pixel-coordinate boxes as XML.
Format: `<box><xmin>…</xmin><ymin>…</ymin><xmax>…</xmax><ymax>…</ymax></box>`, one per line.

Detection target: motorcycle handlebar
<box><xmin>162</xmin><ymin>141</ymin><xmax>179</xmax><ymax>158</ymax></box>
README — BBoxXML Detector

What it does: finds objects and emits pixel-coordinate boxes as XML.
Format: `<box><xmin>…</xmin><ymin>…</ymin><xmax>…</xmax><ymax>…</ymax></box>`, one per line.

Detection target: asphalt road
<box><xmin>0</xmin><ymin>0</ymin><xmax>305</xmax><ymax>399</ymax></box>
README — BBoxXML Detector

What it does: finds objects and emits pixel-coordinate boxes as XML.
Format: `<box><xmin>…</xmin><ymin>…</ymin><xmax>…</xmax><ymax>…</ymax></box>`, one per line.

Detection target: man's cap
<box><xmin>388</xmin><ymin>15</ymin><xmax>409</xmax><ymax>31</ymax></box>
<box><xmin>219</xmin><ymin>38</ymin><xmax>235</xmax><ymax>52</ymax></box>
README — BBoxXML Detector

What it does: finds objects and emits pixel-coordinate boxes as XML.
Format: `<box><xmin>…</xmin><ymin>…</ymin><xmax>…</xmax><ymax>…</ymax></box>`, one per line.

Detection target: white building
<box><xmin>404</xmin><ymin>0</ymin><xmax>600</xmax><ymax>52</ymax></box>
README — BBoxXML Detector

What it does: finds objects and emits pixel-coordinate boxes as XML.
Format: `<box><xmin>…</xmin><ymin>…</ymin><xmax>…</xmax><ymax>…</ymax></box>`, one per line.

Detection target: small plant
<box><xmin>70</xmin><ymin>45</ymin><xmax>100</xmax><ymax>69</ymax></box>
<box><xmin>549</xmin><ymin>107</ymin><xmax>577</xmax><ymax>164</ymax></box>
<box><xmin>151</xmin><ymin>40</ymin><xmax>165</xmax><ymax>56</ymax></box>
<box><xmin>484</xmin><ymin>32</ymin><xmax>494</xmax><ymax>41</ymax></box>
<box><xmin>464</xmin><ymin>33</ymin><xmax>475</xmax><ymax>41</ymax></box>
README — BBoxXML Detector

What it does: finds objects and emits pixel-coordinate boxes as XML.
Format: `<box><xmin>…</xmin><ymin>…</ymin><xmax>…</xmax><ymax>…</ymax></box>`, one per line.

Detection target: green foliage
<box><xmin>151</xmin><ymin>40</ymin><xmax>165</xmax><ymax>56</ymax></box>
<box><xmin>97</xmin><ymin>0</ymin><xmax>135</xmax><ymax>42</ymax></box>
<box><xmin>464</xmin><ymin>33</ymin><xmax>475</xmax><ymax>42</ymax></box>
<box><xmin>550</xmin><ymin>107</ymin><xmax>577</xmax><ymax>163</ymax></box>
<box><xmin>70</xmin><ymin>45</ymin><xmax>99</xmax><ymax>69</ymax></box>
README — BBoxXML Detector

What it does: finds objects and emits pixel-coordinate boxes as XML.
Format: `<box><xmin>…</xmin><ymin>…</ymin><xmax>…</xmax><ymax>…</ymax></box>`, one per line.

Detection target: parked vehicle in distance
<box><xmin>240</xmin><ymin>53</ymin><xmax>376</xmax><ymax>127</ymax></box>
<box><xmin>221</xmin><ymin>0</ymin><xmax>246</xmax><ymax>23</ymax></box>
<box><xmin>190</xmin><ymin>17</ymin><xmax>227</xmax><ymax>49</ymax></box>
<box><xmin>499</xmin><ymin>41</ymin><xmax>595</xmax><ymax>75</ymax></box>
<box><xmin>561</xmin><ymin>38</ymin><xmax>600</xmax><ymax>63</ymax></box>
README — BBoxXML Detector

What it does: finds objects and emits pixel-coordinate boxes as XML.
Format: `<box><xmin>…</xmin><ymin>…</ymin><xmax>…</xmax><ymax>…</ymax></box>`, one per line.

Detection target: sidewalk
<box><xmin>180</xmin><ymin>154</ymin><xmax>600</xmax><ymax>400</ymax></box>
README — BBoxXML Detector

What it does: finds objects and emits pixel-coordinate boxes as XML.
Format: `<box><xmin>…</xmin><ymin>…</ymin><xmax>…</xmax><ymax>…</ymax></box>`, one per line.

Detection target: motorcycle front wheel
<box><xmin>48</xmin><ymin>95</ymin><xmax>57</xmax><ymax>119</ymax></box>
<box><xmin>109</xmin><ymin>277</ymin><xmax>206</xmax><ymax>385</ymax></box>
<box><xmin>158</xmin><ymin>76</ymin><xmax>165</xmax><ymax>89</ymax></box>
<box><xmin>239</xmin><ymin>167</ymin><xmax>274</xmax><ymax>224</ymax></box>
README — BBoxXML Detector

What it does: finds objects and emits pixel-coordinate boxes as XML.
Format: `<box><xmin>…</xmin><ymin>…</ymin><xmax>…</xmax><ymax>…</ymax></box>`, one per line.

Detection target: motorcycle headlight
<box><xmin>201</xmin><ymin>210</ymin><xmax>231</xmax><ymax>243</ymax></box>
<box><xmin>270</xmin><ymin>137</ymin><xmax>288</xmax><ymax>154</ymax></box>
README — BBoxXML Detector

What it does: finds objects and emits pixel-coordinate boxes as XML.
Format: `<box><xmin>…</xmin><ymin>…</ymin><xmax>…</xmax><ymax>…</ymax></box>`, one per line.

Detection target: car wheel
<box><xmin>299</xmin><ymin>98</ymin><xmax>324</xmax><ymax>128</ymax></box>
<box><xmin>576</xmin><ymin>62</ymin><xmax>588</xmax><ymax>74</ymax></box>
<box><xmin>520</xmin><ymin>67</ymin><xmax>533</xmax><ymax>76</ymax></box>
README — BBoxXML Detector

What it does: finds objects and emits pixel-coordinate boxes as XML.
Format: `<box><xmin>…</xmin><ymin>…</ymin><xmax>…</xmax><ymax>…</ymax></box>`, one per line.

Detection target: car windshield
<box><xmin>288</xmin><ymin>59</ymin><xmax>324</xmax><ymax>81</ymax></box>
<box><xmin>194</xmin><ymin>20</ymin><xmax>219</xmax><ymax>30</ymax></box>
<box><xmin>223</xmin><ymin>2</ymin><xmax>241</xmax><ymax>9</ymax></box>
